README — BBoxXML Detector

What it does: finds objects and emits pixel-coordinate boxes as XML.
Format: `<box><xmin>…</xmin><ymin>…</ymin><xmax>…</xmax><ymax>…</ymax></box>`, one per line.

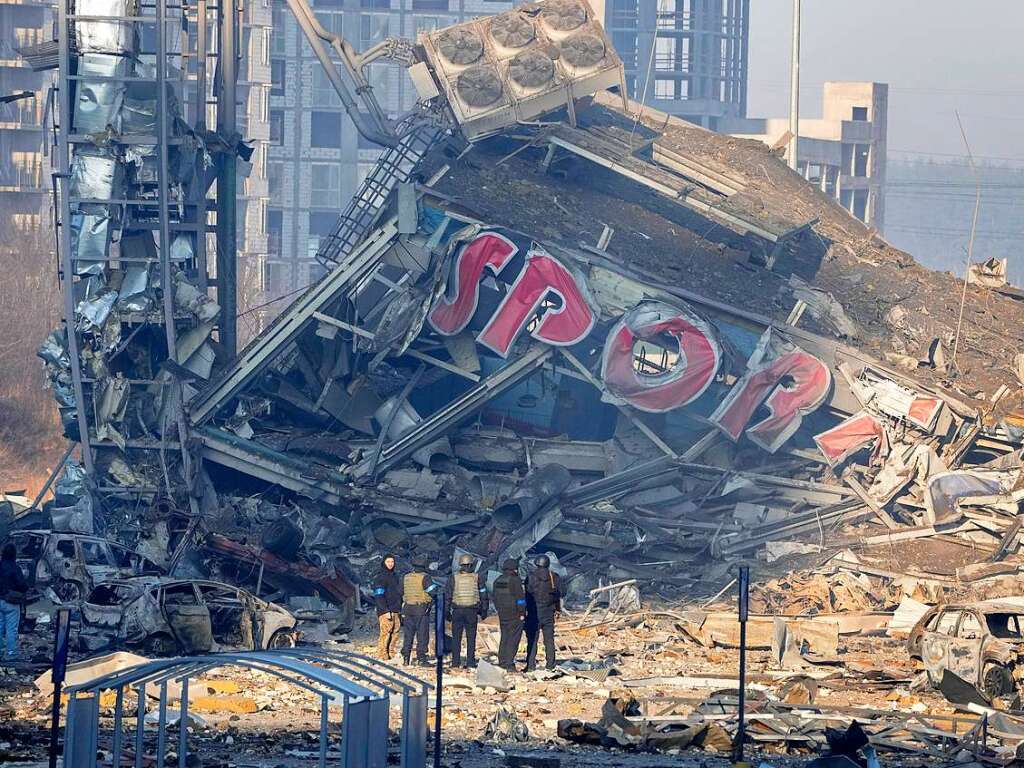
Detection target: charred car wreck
<box><xmin>909</xmin><ymin>601</ymin><xmax>1024</xmax><ymax>701</ymax></box>
<box><xmin>79</xmin><ymin>577</ymin><xmax>299</xmax><ymax>655</ymax></box>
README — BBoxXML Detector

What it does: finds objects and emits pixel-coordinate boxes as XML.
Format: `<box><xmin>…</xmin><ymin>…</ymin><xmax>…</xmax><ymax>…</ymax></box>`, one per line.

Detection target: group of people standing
<box><xmin>372</xmin><ymin>552</ymin><xmax>562</xmax><ymax>672</ymax></box>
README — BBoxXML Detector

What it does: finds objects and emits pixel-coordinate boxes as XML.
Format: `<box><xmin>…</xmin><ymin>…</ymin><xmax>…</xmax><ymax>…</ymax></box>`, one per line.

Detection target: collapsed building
<box><xmin>23</xmin><ymin>0</ymin><xmax>1024</xmax><ymax>641</ymax></box>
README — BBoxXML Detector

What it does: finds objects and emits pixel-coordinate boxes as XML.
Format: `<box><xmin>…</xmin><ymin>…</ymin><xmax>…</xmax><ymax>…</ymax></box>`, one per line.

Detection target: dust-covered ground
<box><xmin>0</xmin><ymin>599</ymin><xmax>977</xmax><ymax>768</ymax></box>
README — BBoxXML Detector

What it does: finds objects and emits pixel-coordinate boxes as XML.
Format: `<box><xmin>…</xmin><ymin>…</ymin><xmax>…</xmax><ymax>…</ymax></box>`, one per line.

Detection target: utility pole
<box><xmin>216</xmin><ymin>0</ymin><xmax>238</xmax><ymax>358</ymax></box>
<box><xmin>788</xmin><ymin>0</ymin><xmax>801</xmax><ymax>171</ymax></box>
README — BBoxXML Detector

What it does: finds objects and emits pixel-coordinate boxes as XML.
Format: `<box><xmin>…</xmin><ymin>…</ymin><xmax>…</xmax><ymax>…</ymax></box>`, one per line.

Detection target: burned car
<box><xmin>3</xmin><ymin>530</ymin><xmax>164</xmax><ymax>602</ymax></box>
<box><xmin>907</xmin><ymin>601</ymin><xmax>1024</xmax><ymax>698</ymax></box>
<box><xmin>79</xmin><ymin>577</ymin><xmax>299</xmax><ymax>655</ymax></box>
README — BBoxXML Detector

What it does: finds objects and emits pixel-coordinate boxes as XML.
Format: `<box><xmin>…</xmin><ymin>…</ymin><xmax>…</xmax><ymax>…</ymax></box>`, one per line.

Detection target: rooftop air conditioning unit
<box><xmin>417</xmin><ymin>0</ymin><xmax>623</xmax><ymax>141</ymax></box>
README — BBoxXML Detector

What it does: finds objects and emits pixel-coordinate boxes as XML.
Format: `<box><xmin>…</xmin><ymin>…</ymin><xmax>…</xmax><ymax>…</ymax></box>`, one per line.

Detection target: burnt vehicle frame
<box><xmin>907</xmin><ymin>601</ymin><xmax>1024</xmax><ymax>699</ymax></box>
<box><xmin>3</xmin><ymin>529</ymin><xmax>164</xmax><ymax>602</ymax></box>
<box><xmin>79</xmin><ymin>576</ymin><xmax>299</xmax><ymax>656</ymax></box>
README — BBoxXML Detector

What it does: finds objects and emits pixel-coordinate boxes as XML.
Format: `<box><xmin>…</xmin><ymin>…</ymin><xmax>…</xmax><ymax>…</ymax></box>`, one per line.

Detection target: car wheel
<box><xmin>982</xmin><ymin>663</ymin><xmax>1013</xmax><ymax>699</ymax></box>
<box><xmin>267</xmin><ymin>629</ymin><xmax>296</xmax><ymax>649</ymax></box>
<box><xmin>54</xmin><ymin>580</ymin><xmax>83</xmax><ymax>603</ymax></box>
<box><xmin>143</xmin><ymin>633</ymin><xmax>178</xmax><ymax>658</ymax></box>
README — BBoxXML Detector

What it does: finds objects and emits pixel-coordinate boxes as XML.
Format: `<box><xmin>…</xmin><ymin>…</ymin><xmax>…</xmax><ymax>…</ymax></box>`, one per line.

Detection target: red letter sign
<box><xmin>476</xmin><ymin>245</ymin><xmax>596</xmax><ymax>357</ymax></box>
<box><xmin>428</xmin><ymin>232</ymin><xmax>519</xmax><ymax>336</ymax></box>
<box><xmin>813</xmin><ymin>411</ymin><xmax>886</xmax><ymax>465</ymax></box>
<box><xmin>711</xmin><ymin>330</ymin><xmax>831</xmax><ymax>453</ymax></box>
<box><xmin>600</xmin><ymin>302</ymin><xmax>721</xmax><ymax>412</ymax></box>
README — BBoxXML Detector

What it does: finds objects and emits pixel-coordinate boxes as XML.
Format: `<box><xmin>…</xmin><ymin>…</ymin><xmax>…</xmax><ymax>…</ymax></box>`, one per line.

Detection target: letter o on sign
<box><xmin>601</xmin><ymin>302</ymin><xmax>721</xmax><ymax>413</ymax></box>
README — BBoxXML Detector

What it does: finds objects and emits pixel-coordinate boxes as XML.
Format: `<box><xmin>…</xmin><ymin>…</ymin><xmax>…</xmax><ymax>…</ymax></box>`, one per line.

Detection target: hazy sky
<box><xmin>747</xmin><ymin>1</ymin><xmax>1024</xmax><ymax>164</ymax></box>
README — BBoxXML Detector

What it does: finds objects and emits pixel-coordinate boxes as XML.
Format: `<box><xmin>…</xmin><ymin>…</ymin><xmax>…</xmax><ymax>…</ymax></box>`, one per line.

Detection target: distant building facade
<box><xmin>595</xmin><ymin>0</ymin><xmax>749</xmax><ymax>129</ymax></box>
<box><xmin>721</xmin><ymin>81</ymin><xmax>888</xmax><ymax>232</ymax></box>
<box><xmin>264</xmin><ymin>0</ymin><xmax>515</xmax><ymax>297</ymax></box>
<box><xmin>0</xmin><ymin>0</ymin><xmax>53</xmax><ymax>237</ymax></box>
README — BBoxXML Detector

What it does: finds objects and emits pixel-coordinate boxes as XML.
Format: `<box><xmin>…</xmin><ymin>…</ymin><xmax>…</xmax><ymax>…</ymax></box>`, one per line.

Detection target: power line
<box><xmin>889</xmin><ymin>148</ymin><xmax>1024</xmax><ymax>161</ymax></box>
<box><xmin>887</xmin><ymin>226</ymin><xmax>1024</xmax><ymax>239</ymax></box>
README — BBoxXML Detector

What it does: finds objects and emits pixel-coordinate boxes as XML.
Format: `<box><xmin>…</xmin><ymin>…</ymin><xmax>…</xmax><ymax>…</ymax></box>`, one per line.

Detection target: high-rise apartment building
<box><xmin>0</xmin><ymin>0</ymin><xmax>53</xmax><ymax>237</ymax></box>
<box><xmin>264</xmin><ymin>0</ymin><xmax>514</xmax><ymax>298</ymax></box>
<box><xmin>601</xmin><ymin>0</ymin><xmax>749</xmax><ymax>129</ymax></box>
<box><xmin>238</xmin><ymin>0</ymin><xmax>273</xmax><ymax>324</ymax></box>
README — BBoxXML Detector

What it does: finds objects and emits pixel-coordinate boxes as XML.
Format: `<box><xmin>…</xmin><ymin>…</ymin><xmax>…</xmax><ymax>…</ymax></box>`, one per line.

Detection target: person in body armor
<box><xmin>525</xmin><ymin>554</ymin><xmax>562</xmax><ymax>671</ymax></box>
<box><xmin>444</xmin><ymin>553</ymin><xmax>488</xmax><ymax>668</ymax></box>
<box><xmin>372</xmin><ymin>553</ymin><xmax>403</xmax><ymax>661</ymax></box>
<box><xmin>401</xmin><ymin>555</ymin><xmax>437</xmax><ymax>666</ymax></box>
<box><xmin>490</xmin><ymin>558</ymin><xmax>526</xmax><ymax>671</ymax></box>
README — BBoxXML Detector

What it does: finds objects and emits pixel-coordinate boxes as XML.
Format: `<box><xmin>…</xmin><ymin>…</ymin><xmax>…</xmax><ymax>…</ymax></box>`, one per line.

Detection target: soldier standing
<box><xmin>401</xmin><ymin>555</ymin><xmax>436</xmax><ymax>666</ymax></box>
<box><xmin>490</xmin><ymin>558</ymin><xmax>526</xmax><ymax>671</ymax></box>
<box><xmin>444</xmin><ymin>553</ymin><xmax>488</xmax><ymax>668</ymax></box>
<box><xmin>525</xmin><ymin>554</ymin><xmax>562</xmax><ymax>671</ymax></box>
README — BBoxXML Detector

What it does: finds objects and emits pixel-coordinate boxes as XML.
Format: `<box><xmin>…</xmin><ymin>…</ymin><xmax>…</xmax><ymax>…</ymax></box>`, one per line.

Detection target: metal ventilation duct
<box><xmin>490</xmin><ymin>14</ymin><xmax>535</xmax><ymax>49</ymax></box>
<box><xmin>542</xmin><ymin>0</ymin><xmax>588</xmax><ymax>32</ymax></box>
<box><xmin>417</xmin><ymin>0</ymin><xmax>624</xmax><ymax>141</ymax></box>
<box><xmin>509</xmin><ymin>48</ymin><xmax>555</xmax><ymax>89</ymax></box>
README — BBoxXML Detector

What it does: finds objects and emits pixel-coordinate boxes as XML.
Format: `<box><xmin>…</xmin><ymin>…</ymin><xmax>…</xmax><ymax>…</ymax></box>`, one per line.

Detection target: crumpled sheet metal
<box><xmin>52</xmin><ymin>375</ymin><xmax>77</xmax><ymax>408</ymax></box>
<box><xmin>169</xmin><ymin>234</ymin><xmax>194</xmax><ymax>262</ymax></box>
<box><xmin>75</xmin><ymin>287</ymin><xmax>119</xmax><ymax>331</ymax></box>
<box><xmin>116</xmin><ymin>265</ymin><xmax>151</xmax><ymax>312</ymax></box>
<box><xmin>70</xmin><ymin>153</ymin><xmax>120</xmax><ymax>206</ymax></box>
<box><xmin>74</xmin><ymin>53</ymin><xmax>129</xmax><ymax>134</ymax></box>
<box><xmin>55</xmin><ymin>461</ymin><xmax>88</xmax><ymax>499</ymax></box>
<box><xmin>374</xmin><ymin>396</ymin><xmax>453</xmax><ymax>469</ymax></box>
<box><xmin>38</xmin><ymin>329</ymin><xmax>71</xmax><ymax>370</ymax></box>
<box><xmin>70</xmin><ymin>213</ymin><xmax>111</xmax><ymax>275</ymax></box>
<box><xmin>94</xmin><ymin>376</ymin><xmax>130</xmax><ymax>436</ymax></box>
<box><xmin>173</xmin><ymin>271</ymin><xmax>220</xmax><ymax>321</ymax></box>
<box><xmin>50</xmin><ymin>493</ymin><xmax>95</xmax><ymax>534</ymax></box>
<box><xmin>122</xmin><ymin>57</ymin><xmax>184</xmax><ymax>137</ymax></box>
<box><xmin>925</xmin><ymin>470</ymin><xmax>1009</xmax><ymax>525</ymax></box>
<box><xmin>74</xmin><ymin>0</ymin><xmax>137</xmax><ymax>54</ymax></box>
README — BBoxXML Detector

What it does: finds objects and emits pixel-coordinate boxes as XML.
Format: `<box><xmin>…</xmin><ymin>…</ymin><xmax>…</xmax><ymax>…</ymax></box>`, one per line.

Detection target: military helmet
<box><xmin>458</xmin><ymin>553</ymin><xmax>475</xmax><ymax>567</ymax></box>
<box><xmin>534</xmin><ymin>554</ymin><xmax>550</xmax><ymax>568</ymax></box>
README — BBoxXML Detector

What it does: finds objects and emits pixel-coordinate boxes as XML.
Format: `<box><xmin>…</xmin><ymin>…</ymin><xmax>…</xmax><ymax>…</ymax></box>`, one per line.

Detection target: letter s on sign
<box><xmin>428</xmin><ymin>232</ymin><xmax>519</xmax><ymax>336</ymax></box>
<box><xmin>601</xmin><ymin>302</ymin><xmax>721</xmax><ymax>412</ymax></box>
<box><xmin>710</xmin><ymin>331</ymin><xmax>831</xmax><ymax>453</ymax></box>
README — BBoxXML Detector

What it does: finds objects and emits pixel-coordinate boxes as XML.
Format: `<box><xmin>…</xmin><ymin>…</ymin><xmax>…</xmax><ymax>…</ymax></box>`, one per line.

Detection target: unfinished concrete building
<box><xmin>602</xmin><ymin>0</ymin><xmax>749</xmax><ymax>129</ymax></box>
<box><xmin>722</xmin><ymin>81</ymin><xmax>888</xmax><ymax>231</ymax></box>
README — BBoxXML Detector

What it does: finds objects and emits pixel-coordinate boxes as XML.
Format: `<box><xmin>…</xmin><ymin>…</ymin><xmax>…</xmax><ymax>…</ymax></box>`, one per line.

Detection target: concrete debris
<box><xmin>477</xmin><ymin>659</ymin><xmax>513</xmax><ymax>692</ymax></box>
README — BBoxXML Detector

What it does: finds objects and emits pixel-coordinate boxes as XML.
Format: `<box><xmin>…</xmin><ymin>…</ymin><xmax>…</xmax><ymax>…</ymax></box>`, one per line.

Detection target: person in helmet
<box><xmin>401</xmin><ymin>555</ymin><xmax>438</xmax><ymax>666</ymax></box>
<box><xmin>444</xmin><ymin>553</ymin><xmax>488</xmax><ymax>668</ymax></box>
<box><xmin>490</xmin><ymin>558</ymin><xmax>526</xmax><ymax>671</ymax></box>
<box><xmin>372</xmin><ymin>553</ymin><xmax>403</xmax><ymax>661</ymax></box>
<box><xmin>525</xmin><ymin>554</ymin><xmax>562</xmax><ymax>671</ymax></box>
